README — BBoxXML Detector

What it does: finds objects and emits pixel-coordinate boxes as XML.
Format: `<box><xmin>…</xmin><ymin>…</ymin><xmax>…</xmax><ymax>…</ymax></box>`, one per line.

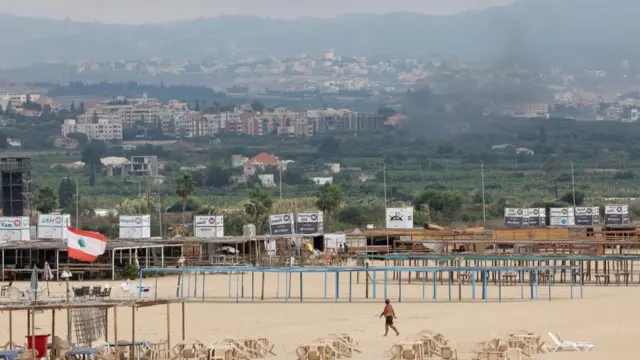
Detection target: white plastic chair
<box><xmin>547</xmin><ymin>332</ymin><xmax>595</xmax><ymax>352</ymax></box>
<box><xmin>119</xmin><ymin>283</ymin><xmax>134</xmax><ymax>299</ymax></box>
<box><xmin>6</xmin><ymin>286</ymin><xmax>25</xmax><ymax>300</ymax></box>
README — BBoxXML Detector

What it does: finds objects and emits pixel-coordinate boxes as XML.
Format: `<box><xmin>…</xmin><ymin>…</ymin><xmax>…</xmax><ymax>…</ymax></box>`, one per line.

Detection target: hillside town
<box><xmin>2</xmin><ymin>88</ymin><xmax>640</xmax><ymax>150</ymax></box>
<box><xmin>2</xmin><ymin>50</ymin><xmax>640</xmax><ymax>149</ymax></box>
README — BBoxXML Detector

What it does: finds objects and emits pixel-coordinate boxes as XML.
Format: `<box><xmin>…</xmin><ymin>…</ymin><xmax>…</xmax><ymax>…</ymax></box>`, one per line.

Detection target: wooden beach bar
<box><xmin>0</xmin><ymin>298</ymin><xmax>186</xmax><ymax>360</ymax></box>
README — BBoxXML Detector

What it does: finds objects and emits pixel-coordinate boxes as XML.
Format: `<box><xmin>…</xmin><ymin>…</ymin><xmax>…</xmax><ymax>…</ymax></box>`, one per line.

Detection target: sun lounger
<box><xmin>547</xmin><ymin>333</ymin><xmax>595</xmax><ymax>352</ymax></box>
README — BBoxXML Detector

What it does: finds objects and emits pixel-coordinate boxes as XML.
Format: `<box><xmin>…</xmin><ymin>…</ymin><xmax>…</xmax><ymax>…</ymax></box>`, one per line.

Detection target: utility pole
<box><xmin>75</xmin><ymin>178</ymin><xmax>79</xmax><ymax>228</ymax></box>
<box><xmin>279</xmin><ymin>165</ymin><xmax>282</xmax><ymax>201</ymax></box>
<box><xmin>571</xmin><ymin>161</ymin><xmax>577</xmax><ymax>210</ymax></box>
<box><xmin>383</xmin><ymin>161</ymin><xmax>387</xmax><ymax>208</ymax></box>
<box><xmin>157</xmin><ymin>182</ymin><xmax>163</xmax><ymax>238</ymax></box>
<box><xmin>138</xmin><ymin>181</ymin><xmax>142</xmax><ymax>214</ymax></box>
<box><xmin>24</xmin><ymin>180</ymin><xmax>32</xmax><ymax>218</ymax></box>
<box><xmin>481</xmin><ymin>161</ymin><xmax>486</xmax><ymax>227</ymax></box>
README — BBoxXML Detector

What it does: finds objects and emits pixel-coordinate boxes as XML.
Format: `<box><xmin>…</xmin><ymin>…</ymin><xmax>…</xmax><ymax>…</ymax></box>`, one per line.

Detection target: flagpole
<box><xmin>31</xmin><ymin>267</ymin><xmax>37</xmax><ymax>359</ymax></box>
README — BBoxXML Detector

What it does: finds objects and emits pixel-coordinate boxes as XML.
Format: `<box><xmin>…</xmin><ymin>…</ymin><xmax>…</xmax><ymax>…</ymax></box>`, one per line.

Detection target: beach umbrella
<box><xmin>43</xmin><ymin>262</ymin><xmax>54</xmax><ymax>281</ymax></box>
<box><xmin>30</xmin><ymin>265</ymin><xmax>39</xmax><ymax>301</ymax></box>
<box><xmin>43</xmin><ymin>262</ymin><xmax>53</xmax><ymax>296</ymax></box>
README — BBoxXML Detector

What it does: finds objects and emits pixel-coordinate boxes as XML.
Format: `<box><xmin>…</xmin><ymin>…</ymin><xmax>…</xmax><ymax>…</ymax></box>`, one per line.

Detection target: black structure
<box><xmin>0</xmin><ymin>157</ymin><xmax>31</xmax><ymax>216</ymax></box>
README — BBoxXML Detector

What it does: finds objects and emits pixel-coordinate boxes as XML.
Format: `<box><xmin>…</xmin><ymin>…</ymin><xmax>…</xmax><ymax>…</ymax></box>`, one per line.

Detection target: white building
<box><xmin>62</xmin><ymin>114</ymin><xmax>123</xmax><ymax>141</ymax></box>
<box><xmin>1</xmin><ymin>93</ymin><xmax>41</xmax><ymax>106</ymax></box>
<box><xmin>312</xmin><ymin>177</ymin><xmax>333</xmax><ymax>185</ymax></box>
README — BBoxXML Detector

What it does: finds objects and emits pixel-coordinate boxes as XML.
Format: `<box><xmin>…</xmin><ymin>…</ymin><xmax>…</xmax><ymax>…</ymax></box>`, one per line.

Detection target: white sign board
<box><xmin>118</xmin><ymin>215</ymin><xmax>151</xmax><ymax>239</ymax></box>
<box><xmin>37</xmin><ymin>214</ymin><xmax>71</xmax><ymax>240</ymax></box>
<box><xmin>0</xmin><ymin>216</ymin><xmax>30</xmax><ymax>242</ymax></box>
<box><xmin>193</xmin><ymin>215</ymin><xmax>224</xmax><ymax>238</ymax></box>
<box><xmin>550</xmin><ymin>207</ymin><xmax>575</xmax><ymax>226</ymax></box>
<box><xmin>385</xmin><ymin>207</ymin><xmax>414</xmax><ymax>229</ymax></box>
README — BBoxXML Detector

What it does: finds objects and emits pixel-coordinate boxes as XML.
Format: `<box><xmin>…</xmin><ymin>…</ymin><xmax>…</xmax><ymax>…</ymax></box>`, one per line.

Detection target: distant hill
<box><xmin>1</xmin><ymin>0</ymin><xmax>639</xmax><ymax>68</ymax></box>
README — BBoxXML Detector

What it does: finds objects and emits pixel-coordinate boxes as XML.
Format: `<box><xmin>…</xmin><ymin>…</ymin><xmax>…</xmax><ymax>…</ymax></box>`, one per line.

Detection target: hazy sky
<box><xmin>1</xmin><ymin>0</ymin><xmax>518</xmax><ymax>24</ymax></box>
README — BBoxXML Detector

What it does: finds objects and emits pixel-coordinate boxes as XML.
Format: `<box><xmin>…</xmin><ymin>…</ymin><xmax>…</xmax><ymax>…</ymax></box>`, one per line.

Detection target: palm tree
<box><xmin>315</xmin><ymin>183</ymin><xmax>344</xmax><ymax>219</ymax></box>
<box><xmin>243</xmin><ymin>189</ymin><xmax>273</xmax><ymax>234</ymax></box>
<box><xmin>175</xmin><ymin>173</ymin><xmax>196</xmax><ymax>225</ymax></box>
<box><xmin>35</xmin><ymin>186</ymin><xmax>58</xmax><ymax>214</ymax></box>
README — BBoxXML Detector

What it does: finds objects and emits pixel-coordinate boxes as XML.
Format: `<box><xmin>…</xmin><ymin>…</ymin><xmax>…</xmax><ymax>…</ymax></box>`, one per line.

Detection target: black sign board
<box><xmin>296</xmin><ymin>212</ymin><xmax>324</xmax><ymax>234</ymax></box>
<box><xmin>605</xmin><ymin>205</ymin><xmax>629</xmax><ymax>225</ymax></box>
<box><xmin>269</xmin><ymin>213</ymin><xmax>294</xmax><ymax>235</ymax></box>
<box><xmin>504</xmin><ymin>208</ymin><xmax>523</xmax><ymax>227</ymax></box>
<box><xmin>575</xmin><ymin>207</ymin><xmax>599</xmax><ymax>226</ymax></box>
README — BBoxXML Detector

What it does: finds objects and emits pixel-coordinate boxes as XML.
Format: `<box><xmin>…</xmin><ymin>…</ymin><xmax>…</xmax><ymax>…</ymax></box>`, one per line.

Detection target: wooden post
<box><xmin>51</xmin><ymin>310</ymin><xmax>56</xmax><ymax>360</ymax></box>
<box><xmin>27</xmin><ymin>310</ymin><xmax>31</xmax><ymax>337</ymax></box>
<box><xmin>104</xmin><ymin>309</ymin><xmax>108</xmax><ymax>342</ymax></box>
<box><xmin>181</xmin><ymin>302</ymin><xmax>186</xmax><ymax>340</ymax></box>
<box><xmin>260</xmin><ymin>272</ymin><xmax>265</xmax><ymax>301</ymax></box>
<box><xmin>131</xmin><ymin>306</ymin><xmax>136</xmax><ymax>360</ymax></box>
<box><xmin>166</xmin><ymin>304</ymin><xmax>171</xmax><ymax>348</ymax></box>
<box><xmin>365</xmin><ymin>263</ymin><xmax>369</xmax><ymax>299</ymax></box>
<box><xmin>113</xmin><ymin>306</ymin><xmax>119</xmax><ymax>359</ymax></box>
<box><xmin>66</xmin><ymin>307</ymin><xmax>72</xmax><ymax>343</ymax></box>
<box><xmin>9</xmin><ymin>310</ymin><xmax>13</xmax><ymax>347</ymax></box>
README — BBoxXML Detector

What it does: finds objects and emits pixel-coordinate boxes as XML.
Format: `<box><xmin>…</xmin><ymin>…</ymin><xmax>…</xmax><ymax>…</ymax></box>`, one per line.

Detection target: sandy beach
<box><xmin>0</xmin><ymin>272</ymin><xmax>635</xmax><ymax>359</ymax></box>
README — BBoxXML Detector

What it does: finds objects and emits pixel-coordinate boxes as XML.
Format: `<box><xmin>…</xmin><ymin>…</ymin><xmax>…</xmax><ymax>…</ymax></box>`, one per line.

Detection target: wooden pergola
<box><xmin>0</xmin><ymin>299</ymin><xmax>186</xmax><ymax>359</ymax></box>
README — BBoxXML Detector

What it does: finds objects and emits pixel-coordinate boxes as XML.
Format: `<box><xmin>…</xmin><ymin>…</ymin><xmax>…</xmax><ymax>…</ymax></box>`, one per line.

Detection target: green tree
<box><xmin>34</xmin><ymin>186</ymin><xmax>58</xmax><ymax>214</ymax></box>
<box><xmin>243</xmin><ymin>189</ymin><xmax>273</xmax><ymax>234</ymax></box>
<box><xmin>204</xmin><ymin>165</ymin><xmax>232</xmax><ymax>188</ymax></box>
<box><xmin>81</xmin><ymin>140</ymin><xmax>107</xmax><ymax>185</ymax></box>
<box><xmin>79</xmin><ymin>102</ymin><xmax>85</xmax><ymax>113</ymax></box>
<box><xmin>539</xmin><ymin>126</ymin><xmax>547</xmax><ymax>143</ymax></box>
<box><xmin>315</xmin><ymin>183</ymin><xmax>344</xmax><ymax>219</ymax></box>
<box><xmin>175</xmin><ymin>173</ymin><xmax>196</xmax><ymax>225</ymax></box>
<box><xmin>317</xmin><ymin>137</ymin><xmax>342</xmax><ymax>157</ymax></box>
<box><xmin>560</xmin><ymin>190</ymin><xmax>585</xmax><ymax>206</ymax></box>
<box><xmin>336</xmin><ymin>205</ymin><xmax>370</xmax><ymax>227</ymax></box>
<box><xmin>412</xmin><ymin>190</ymin><xmax>464</xmax><ymax>220</ymax></box>
<box><xmin>58</xmin><ymin>178</ymin><xmax>76</xmax><ymax>208</ymax></box>
<box><xmin>67</xmin><ymin>132</ymin><xmax>89</xmax><ymax>146</ymax></box>
<box><xmin>0</xmin><ymin>132</ymin><xmax>8</xmax><ymax>149</ymax></box>
<box><xmin>250</xmin><ymin>100</ymin><xmax>265</xmax><ymax>113</ymax></box>
<box><xmin>70</xmin><ymin>101</ymin><xmax>76</xmax><ymax>113</ymax></box>
<box><xmin>377</xmin><ymin>107</ymin><xmax>397</xmax><ymax>119</ymax></box>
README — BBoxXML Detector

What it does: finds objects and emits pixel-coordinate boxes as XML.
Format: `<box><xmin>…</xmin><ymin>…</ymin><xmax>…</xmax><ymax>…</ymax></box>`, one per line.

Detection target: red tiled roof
<box><xmin>246</xmin><ymin>152</ymin><xmax>278</xmax><ymax>166</ymax></box>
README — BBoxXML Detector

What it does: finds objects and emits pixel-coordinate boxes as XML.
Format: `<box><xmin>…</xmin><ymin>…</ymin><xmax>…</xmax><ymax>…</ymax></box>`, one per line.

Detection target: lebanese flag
<box><xmin>67</xmin><ymin>227</ymin><xmax>107</xmax><ymax>262</ymax></box>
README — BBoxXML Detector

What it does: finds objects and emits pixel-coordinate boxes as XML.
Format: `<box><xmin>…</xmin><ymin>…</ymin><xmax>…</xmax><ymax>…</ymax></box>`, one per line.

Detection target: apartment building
<box><xmin>0</xmin><ymin>93</ymin><xmax>42</xmax><ymax>107</ymax></box>
<box><xmin>62</xmin><ymin>113</ymin><xmax>123</xmax><ymax>141</ymax></box>
<box><xmin>223</xmin><ymin>113</ymin><xmax>262</xmax><ymax>136</ymax></box>
<box><xmin>127</xmin><ymin>93</ymin><xmax>161</xmax><ymax>106</ymax></box>
<box><xmin>307</xmin><ymin>109</ymin><xmax>384</xmax><ymax>133</ymax></box>
<box><xmin>131</xmin><ymin>156</ymin><xmax>159</xmax><ymax>176</ymax></box>
<box><xmin>174</xmin><ymin>113</ymin><xmax>214</xmax><ymax>137</ymax></box>
<box><xmin>167</xmin><ymin>100</ymin><xmax>189</xmax><ymax>111</ymax></box>
<box><xmin>277</xmin><ymin>118</ymin><xmax>313</xmax><ymax>137</ymax></box>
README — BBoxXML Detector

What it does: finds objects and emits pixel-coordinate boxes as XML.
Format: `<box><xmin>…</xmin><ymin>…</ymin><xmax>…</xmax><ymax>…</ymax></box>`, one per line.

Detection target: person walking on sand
<box><xmin>379</xmin><ymin>298</ymin><xmax>399</xmax><ymax>336</ymax></box>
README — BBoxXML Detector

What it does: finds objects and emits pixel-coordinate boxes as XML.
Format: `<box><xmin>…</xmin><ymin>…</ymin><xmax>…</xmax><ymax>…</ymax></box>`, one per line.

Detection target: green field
<box><xmin>14</xmin><ymin>116</ymin><xmax>640</xmax><ymax>233</ymax></box>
